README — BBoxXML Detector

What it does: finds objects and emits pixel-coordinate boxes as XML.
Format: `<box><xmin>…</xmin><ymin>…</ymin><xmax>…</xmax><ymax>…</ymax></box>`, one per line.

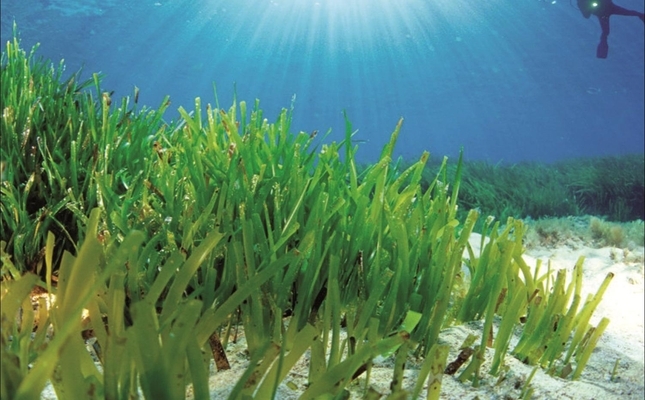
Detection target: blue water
<box><xmin>2</xmin><ymin>0</ymin><xmax>644</xmax><ymax>164</ymax></box>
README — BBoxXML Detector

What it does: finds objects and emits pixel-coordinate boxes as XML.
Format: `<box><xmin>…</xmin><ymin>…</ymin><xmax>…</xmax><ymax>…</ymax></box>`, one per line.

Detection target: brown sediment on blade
<box><xmin>445</xmin><ymin>347</ymin><xmax>475</xmax><ymax>375</ymax></box>
<box><xmin>210</xmin><ymin>331</ymin><xmax>231</xmax><ymax>371</ymax></box>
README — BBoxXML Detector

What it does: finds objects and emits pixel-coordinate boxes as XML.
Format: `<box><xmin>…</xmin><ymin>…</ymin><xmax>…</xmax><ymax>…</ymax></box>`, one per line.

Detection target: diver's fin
<box><xmin>596</xmin><ymin>41</ymin><xmax>609</xmax><ymax>59</ymax></box>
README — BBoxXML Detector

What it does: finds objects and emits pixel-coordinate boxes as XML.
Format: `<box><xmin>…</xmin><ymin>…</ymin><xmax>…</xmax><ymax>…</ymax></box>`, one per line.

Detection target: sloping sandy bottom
<box><xmin>41</xmin><ymin>234</ymin><xmax>644</xmax><ymax>399</ymax></box>
<box><xmin>198</xmin><ymin>235</ymin><xmax>644</xmax><ymax>399</ymax></box>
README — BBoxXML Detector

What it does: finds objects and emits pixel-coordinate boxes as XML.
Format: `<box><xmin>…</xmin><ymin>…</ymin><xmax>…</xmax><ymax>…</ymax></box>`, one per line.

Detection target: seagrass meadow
<box><xmin>0</xmin><ymin>30</ymin><xmax>622</xmax><ymax>400</ymax></box>
<box><xmin>437</xmin><ymin>155</ymin><xmax>645</xmax><ymax>228</ymax></box>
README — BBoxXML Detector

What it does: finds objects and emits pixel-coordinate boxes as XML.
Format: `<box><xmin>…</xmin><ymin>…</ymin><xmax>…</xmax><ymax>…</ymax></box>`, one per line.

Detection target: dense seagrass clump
<box><xmin>1</xmin><ymin>29</ymin><xmax>612</xmax><ymax>399</ymax></box>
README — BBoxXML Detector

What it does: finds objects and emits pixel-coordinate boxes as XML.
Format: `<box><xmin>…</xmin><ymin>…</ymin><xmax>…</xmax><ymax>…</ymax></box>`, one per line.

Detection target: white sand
<box><xmin>41</xmin><ymin>232</ymin><xmax>645</xmax><ymax>399</ymax></box>
<box><xmin>197</xmin><ymin>234</ymin><xmax>644</xmax><ymax>399</ymax></box>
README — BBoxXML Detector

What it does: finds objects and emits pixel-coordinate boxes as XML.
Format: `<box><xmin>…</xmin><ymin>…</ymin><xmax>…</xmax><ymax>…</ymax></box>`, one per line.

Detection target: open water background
<box><xmin>1</xmin><ymin>0</ymin><xmax>644</xmax><ymax>164</ymax></box>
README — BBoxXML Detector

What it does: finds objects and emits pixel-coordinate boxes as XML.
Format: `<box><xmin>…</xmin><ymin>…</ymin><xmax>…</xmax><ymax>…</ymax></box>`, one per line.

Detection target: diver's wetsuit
<box><xmin>578</xmin><ymin>0</ymin><xmax>645</xmax><ymax>58</ymax></box>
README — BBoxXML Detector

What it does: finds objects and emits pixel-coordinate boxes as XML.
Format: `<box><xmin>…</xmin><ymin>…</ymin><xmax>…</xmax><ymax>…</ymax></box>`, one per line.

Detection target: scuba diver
<box><xmin>577</xmin><ymin>0</ymin><xmax>645</xmax><ymax>58</ymax></box>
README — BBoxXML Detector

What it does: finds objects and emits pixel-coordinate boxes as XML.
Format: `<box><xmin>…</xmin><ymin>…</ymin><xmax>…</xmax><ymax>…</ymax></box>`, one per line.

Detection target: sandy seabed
<box><xmin>198</xmin><ymin>233</ymin><xmax>645</xmax><ymax>400</ymax></box>
<box><xmin>41</xmin><ymin>229</ymin><xmax>644</xmax><ymax>399</ymax></box>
